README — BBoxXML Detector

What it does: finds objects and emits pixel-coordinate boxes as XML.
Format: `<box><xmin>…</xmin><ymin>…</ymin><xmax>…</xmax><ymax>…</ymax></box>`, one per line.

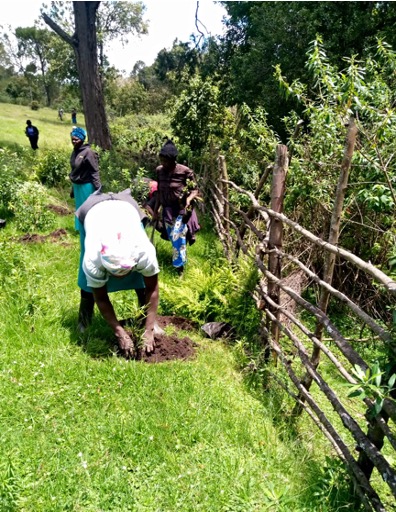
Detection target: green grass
<box><xmin>0</xmin><ymin>103</ymin><xmax>84</xmax><ymax>151</ymax></box>
<box><xmin>0</xmin><ymin>204</ymin><xmax>355</xmax><ymax>511</ymax></box>
<box><xmin>0</xmin><ymin>102</ymin><xmax>362</xmax><ymax>511</ymax></box>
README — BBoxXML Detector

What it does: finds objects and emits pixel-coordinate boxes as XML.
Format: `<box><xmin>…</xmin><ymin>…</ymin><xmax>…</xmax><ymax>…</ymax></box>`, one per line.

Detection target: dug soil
<box><xmin>133</xmin><ymin>315</ymin><xmax>198</xmax><ymax>363</ymax></box>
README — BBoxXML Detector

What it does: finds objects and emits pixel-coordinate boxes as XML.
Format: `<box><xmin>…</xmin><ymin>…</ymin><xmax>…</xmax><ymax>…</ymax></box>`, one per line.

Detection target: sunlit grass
<box><xmin>0</xmin><ymin>103</ymin><xmax>84</xmax><ymax>150</ymax></box>
<box><xmin>0</xmin><ymin>102</ymin><xmax>364</xmax><ymax>511</ymax></box>
<box><xmin>0</xmin><ymin>203</ymin><xmax>343</xmax><ymax>511</ymax></box>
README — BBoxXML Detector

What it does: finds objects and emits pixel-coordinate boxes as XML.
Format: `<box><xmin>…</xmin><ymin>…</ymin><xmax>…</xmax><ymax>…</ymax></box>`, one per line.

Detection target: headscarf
<box><xmin>159</xmin><ymin>139</ymin><xmax>178</xmax><ymax>159</ymax></box>
<box><xmin>100</xmin><ymin>232</ymin><xmax>137</xmax><ymax>277</ymax></box>
<box><xmin>71</xmin><ymin>126</ymin><xmax>87</xmax><ymax>141</ymax></box>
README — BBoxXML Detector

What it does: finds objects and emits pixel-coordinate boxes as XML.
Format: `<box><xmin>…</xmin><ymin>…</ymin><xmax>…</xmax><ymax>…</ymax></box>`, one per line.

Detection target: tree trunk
<box><xmin>43</xmin><ymin>1</ymin><xmax>112</xmax><ymax>149</ymax></box>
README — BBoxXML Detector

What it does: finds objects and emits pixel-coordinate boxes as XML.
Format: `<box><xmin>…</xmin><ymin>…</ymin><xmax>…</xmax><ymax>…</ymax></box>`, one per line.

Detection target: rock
<box><xmin>201</xmin><ymin>322</ymin><xmax>235</xmax><ymax>340</ymax></box>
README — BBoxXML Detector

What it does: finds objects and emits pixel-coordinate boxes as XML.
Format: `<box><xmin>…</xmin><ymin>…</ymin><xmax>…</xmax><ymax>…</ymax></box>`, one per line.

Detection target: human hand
<box><xmin>115</xmin><ymin>330</ymin><xmax>135</xmax><ymax>359</ymax></box>
<box><xmin>142</xmin><ymin>329</ymin><xmax>155</xmax><ymax>354</ymax></box>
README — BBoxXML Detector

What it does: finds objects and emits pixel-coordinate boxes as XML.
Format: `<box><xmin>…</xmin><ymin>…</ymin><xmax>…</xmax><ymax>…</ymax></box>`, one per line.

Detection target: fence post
<box><xmin>218</xmin><ymin>155</ymin><xmax>230</xmax><ymax>244</ymax></box>
<box><xmin>294</xmin><ymin>116</ymin><xmax>358</xmax><ymax>415</ymax></box>
<box><xmin>266</xmin><ymin>145</ymin><xmax>288</xmax><ymax>361</ymax></box>
<box><xmin>237</xmin><ymin>164</ymin><xmax>273</xmax><ymax>254</ymax></box>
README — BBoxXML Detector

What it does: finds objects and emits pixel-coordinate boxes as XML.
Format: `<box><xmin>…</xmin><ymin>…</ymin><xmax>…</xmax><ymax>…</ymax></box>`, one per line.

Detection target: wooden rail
<box><xmin>207</xmin><ymin>143</ymin><xmax>396</xmax><ymax>512</ymax></box>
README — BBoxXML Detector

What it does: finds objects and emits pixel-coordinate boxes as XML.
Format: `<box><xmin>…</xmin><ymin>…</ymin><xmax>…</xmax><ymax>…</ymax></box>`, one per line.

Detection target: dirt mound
<box><xmin>18</xmin><ymin>229</ymin><xmax>68</xmax><ymax>244</ymax></box>
<box><xmin>123</xmin><ymin>315</ymin><xmax>197</xmax><ymax>363</ymax></box>
<box><xmin>137</xmin><ymin>333</ymin><xmax>196</xmax><ymax>363</ymax></box>
<box><xmin>156</xmin><ymin>315</ymin><xmax>197</xmax><ymax>331</ymax></box>
<box><xmin>48</xmin><ymin>204</ymin><xmax>72</xmax><ymax>216</ymax></box>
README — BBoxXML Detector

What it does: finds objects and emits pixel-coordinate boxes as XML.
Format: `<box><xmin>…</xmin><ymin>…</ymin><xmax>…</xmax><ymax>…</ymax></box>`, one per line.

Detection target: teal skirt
<box><xmin>73</xmin><ymin>183</ymin><xmax>144</xmax><ymax>293</ymax></box>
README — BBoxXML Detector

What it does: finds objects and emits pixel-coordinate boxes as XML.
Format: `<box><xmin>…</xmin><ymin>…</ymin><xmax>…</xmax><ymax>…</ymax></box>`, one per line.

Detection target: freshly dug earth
<box><xmin>130</xmin><ymin>315</ymin><xmax>198</xmax><ymax>363</ymax></box>
<box><xmin>18</xmin><ymin>229</ymin><xmax>68</xmax><ymax>244</ymax></box>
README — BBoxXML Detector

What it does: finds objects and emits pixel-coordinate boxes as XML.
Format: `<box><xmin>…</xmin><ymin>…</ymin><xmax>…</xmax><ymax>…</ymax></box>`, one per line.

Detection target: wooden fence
<box><xmin>205</xmin><ymin>122</ymin><xmax>396</xmax><ymax>511</ymax></box>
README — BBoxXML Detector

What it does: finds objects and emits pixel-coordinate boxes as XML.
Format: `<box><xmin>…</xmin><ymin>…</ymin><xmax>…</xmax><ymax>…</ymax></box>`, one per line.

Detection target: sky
<box><xmin>0</xmin><ymin>0</ymin><xmax>228</xmax><ymax>74</ymax></box>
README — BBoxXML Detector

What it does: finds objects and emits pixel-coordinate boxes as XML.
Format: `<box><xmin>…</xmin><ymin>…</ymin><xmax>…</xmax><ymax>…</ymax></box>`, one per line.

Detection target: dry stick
<box><xmin>210</xmin><ymin>182</ymin><xmax>232</xmax><ymax>258</ymax></box>
<box><xmin>224</xmin><ymin>182</ymin><xmax>396</xmax><ymax>420</ymax></box>
<box><xmin>267</xmin><ymin>146</ymin><xmax>288</xmax><ymax>360</ymax></box>
<box><xmin>218</xmin><ymin>155</ymin><xmax>230</xmax><ymax>235</ymax></box>
<box><xmin>208</xmin><ymin>197</ymin><xmax>230</xmax><ymax>261</ymax></box>
<box><xmin>212</xmin><ymin>174</ymin><xmax>233</xmax><ymax>254</ymax></box>
<box><xmin>299</xmin><ymin>118</ymin><xmax>357</xmax><ymax>400</ymax></box>
<box><xmin>273</xmin><ymin>349</ymin><xmax>386</xmax><ymax>512</ymax></box>
<box><xmin>267</xmin><ymin>245</ymin><xmax>393</xmax><ymax>344</ymax></box>
<box><xmin>260</xmin><ymin>288</ymin><xmax>396</xmax><ymax>452</ymax></box>
<box><xmin>269</xmin><ymin>374</ymin><xmax>378</xmax><ymax>512</ymax></box>
<box><xmin>266</xmin><ymin>328</ymin><xmax>386</xmax><ymax>512</ymax></box>
<box><xmin>265</xmin><ymin>307</ymin><xmax>396</xmax><ymax>499</ymax></box>
<box><xmin>230</xmin><ymin>214</ymin><xmax>396</xmax><ymax>462</ymax></box>
<box><xmin>253</xmin><ymin>256</ymin><xmax>396</xmax><ymax>423</ymax></box>
<box><xmin>237</xmin><ymin>164</ymin><xmax>273</xmax><ymax>248</ymax></box>
<box><xmin>222</xmin><ymin>179</ymin><xmax>396</xmax><ymax>294</ymax></box>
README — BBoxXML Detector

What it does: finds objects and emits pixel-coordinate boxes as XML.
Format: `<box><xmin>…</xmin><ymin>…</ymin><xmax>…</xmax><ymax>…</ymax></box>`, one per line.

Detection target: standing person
<box><xmin>69</xmin><ymin>126</ymin><xmax>102</xmax><ymax>331</ymax></box>
<box><xmin>71</xmin><ymin>108</ymin><xmax>77</xmax><ymax>124</ymax></box>
<box><xmin>76</xmin><ymin>189</ymin><xmax>160</xmax><ymax>356</ymax></box>
<box><xmin>69</xmin><ymin>126</ymin><xmax>101</xmax><ymax>219</ymax></box>
<box><xmin>58</xmin><ymin>108</ymin><xmax>64</xmax><ymax>121</ymax></box>
<box><xmin>153</xmin><ymin>139</ymin><xmax>200</xmax><ymax>276</ymax></box>
<box><xmin>25</xmin><ymin>120</ymin><xmax>39</xmax><ymax>150</ymax></box>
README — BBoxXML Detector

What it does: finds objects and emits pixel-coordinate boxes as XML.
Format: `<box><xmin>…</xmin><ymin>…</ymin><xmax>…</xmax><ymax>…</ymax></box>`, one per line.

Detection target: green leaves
<box><xmin>347</xmin><ymin>362</ymin><xmax>396</xmax><ymax>417</ymax></box>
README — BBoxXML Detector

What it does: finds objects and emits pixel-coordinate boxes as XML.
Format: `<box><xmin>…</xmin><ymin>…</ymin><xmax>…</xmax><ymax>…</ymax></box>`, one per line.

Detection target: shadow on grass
<box><xmin>61</xmin><ymin>307</ymin><xmax>118</xmax><ymax>359</ymax></box>
<box><xmin>0</xmin><ymin>140</ymin><xmax>24</xmax><ymax>152</ymax></box>
<box><xmin>297</xmin><ymin>456</ymin><xmax>364</xmax><ymax>511</ymax></box>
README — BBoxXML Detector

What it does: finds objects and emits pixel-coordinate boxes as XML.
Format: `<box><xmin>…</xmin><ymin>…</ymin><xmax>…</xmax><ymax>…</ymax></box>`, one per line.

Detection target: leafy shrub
<box><xmin>9</xmin><ymin>182</ymin><xmax>56</xmax><ymax>232</ymax></box>
<box><xmin>34</xmin><ymin>148</ymin><xmax>70</xmax><ymax>188</ymax></box>
<box><xmin>31</xmin><ymin>101</ymin><xmax>39</xmax><ymax>110</ymax></box>
<box><xmin>0</xmin><ymin>148</ymin><xmax>34</xmax><ymax>214</ymax></box>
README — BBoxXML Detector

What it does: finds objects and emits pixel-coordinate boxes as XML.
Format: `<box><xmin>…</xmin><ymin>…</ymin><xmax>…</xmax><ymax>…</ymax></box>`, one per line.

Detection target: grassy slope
<box><xmin>0</xmin><ymin>103</ymin><xmax>349</xmax><ymax>511</ymax></box>
<box><xmin>0</xmin><ymin>103</ymin><xmax>84</xmax><ymax>151</ymax></box>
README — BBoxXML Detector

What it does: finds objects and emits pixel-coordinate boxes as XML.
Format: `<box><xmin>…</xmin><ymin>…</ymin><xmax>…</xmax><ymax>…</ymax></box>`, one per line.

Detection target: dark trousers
<box><xmin>29</xmin><ymin>136</ymin><xmax>39</xmax><ymax>150</ymax></box>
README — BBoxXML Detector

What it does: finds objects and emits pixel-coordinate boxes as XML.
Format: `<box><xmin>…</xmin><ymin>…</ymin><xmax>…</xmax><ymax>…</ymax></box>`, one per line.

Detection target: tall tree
<box><xmin>218</xmin><ymin>1</ymin><xmax>396</xmax><ymax>138</ymax></box>
<box><xmin>43</xmin><ymin>1</ymin><xmax>111</xmax><ymax>149</ymax></box>
<box><xmin>15</xmin><ymin>27</ymin><xmax>56</xmax><ymax>106</ymax></box>
<box><xmin>96</xmin><ymin>1</ymin><xmax>147</xmax><ymax>72</ymax></box>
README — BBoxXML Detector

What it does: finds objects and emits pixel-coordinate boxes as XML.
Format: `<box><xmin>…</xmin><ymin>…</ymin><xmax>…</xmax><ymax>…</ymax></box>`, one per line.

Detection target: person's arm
<box><xmin>85</xmin><ymin>150</ymin><xmax>101</xmax><ymax>190</ymax></box>
<box><xmin>92</xmin><ymin>285</ymin><xmax>135</xmax><ymax>358</ymax></box>
<box><xmin>152</xmin><ymin>192</ymin><xmax>161</xmax><ymax>220</ymax></box>
<box><xmin>186</xmin><ymin>189</ymin><xmax>200</xmax><ymax>207</ymax></box>
<box><xmin>141</xmin><ymin>274</ymin><xmax>159</xmax><ymax>353</ymax></box>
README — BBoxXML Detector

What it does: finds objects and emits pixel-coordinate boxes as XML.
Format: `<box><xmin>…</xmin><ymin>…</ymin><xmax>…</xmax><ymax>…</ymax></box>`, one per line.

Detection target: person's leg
<box><xmin>78</xmin><ymin>289</ymin><xmax>95</xmax><ymax>332</ymax></box>
<box><xmin>166</xmin><ymin>215</ymin><xmax>187</xmax><ymax>274</ymax></box>
<box><xmin>135</xmin><ymin>288</ymin><xmax>146</xmax><ymax>308</ymax></box>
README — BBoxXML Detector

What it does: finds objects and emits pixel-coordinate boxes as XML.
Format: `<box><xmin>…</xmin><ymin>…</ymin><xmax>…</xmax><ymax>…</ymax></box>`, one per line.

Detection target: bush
<box><xmin>9</xmin><ymin>182</ymin><xmax>56</xmax><ymax>232</ymax></box>
<box><xmin>31</xmin><ymin>101</ymin><xmax>39</xmax><ymax>111</ymax></box>
<box><xmin>0</xmin><ymin>148</ymin><xmax>33</xmax><ymax>213</ymax></box>
<box><xmin>34</xmin><ymin>148</ymin><xmax>70</xmax><ymax>188</ymax></box>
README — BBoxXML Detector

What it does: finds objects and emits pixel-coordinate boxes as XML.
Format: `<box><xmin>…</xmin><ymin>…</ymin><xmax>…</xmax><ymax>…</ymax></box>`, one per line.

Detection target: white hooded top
<box><xmin>82</xmin><ymin>200</ymin><xmax>159</xmax><ymax>288</ymax></box>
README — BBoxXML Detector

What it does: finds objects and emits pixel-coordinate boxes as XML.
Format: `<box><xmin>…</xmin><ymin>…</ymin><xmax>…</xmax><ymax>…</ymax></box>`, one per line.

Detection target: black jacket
<box><xmin>69</xmin><ymin>144</ymin><xmax>101</xmax><ymax>189</ymax></box>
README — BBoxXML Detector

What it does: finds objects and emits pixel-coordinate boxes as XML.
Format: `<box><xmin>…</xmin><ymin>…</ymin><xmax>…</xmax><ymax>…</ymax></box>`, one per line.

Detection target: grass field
<box><xmin>0</xmin><ymin>102</ymin><xmax>356</xmax><ymax>511</ymax></box>
<box><xmin>0</xmin><ymin>103</ymin><xmax>85</xmax><ymax>151</ymax></box>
